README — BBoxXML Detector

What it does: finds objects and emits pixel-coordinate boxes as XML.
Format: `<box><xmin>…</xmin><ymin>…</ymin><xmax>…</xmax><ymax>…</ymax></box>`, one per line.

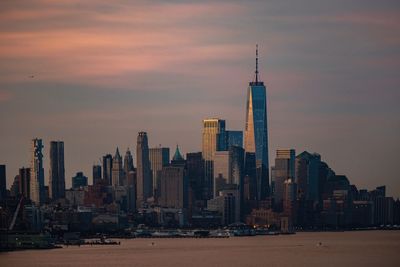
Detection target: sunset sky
<box><xmin>0</xmin><ymin>0</ymin><xmax>399</xmax><ymax>197</ymax></box>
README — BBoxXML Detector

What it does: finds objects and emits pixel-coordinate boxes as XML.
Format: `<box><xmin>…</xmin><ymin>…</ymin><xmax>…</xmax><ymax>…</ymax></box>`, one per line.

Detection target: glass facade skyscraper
<box><xmin>244</xmin><ymin>45</ymin><xmax>269</xmax><ymax>200</ymax></box>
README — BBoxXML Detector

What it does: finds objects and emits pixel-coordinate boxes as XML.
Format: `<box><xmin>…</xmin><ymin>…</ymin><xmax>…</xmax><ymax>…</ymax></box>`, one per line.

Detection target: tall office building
<box><xmin>271</xmin><ymin>149</ymin><xmax>296</xmax><ymax>210</ymax></box>
<box><xmin>19</xmin><ymin>167</ymin><xmax>31</xmax><ymax>199</ymax></box>
<box><xmin>159</xmin><ymin>165</ymin><xmax>188</xmax><ymax>209</ymax></box>
<box><xmin>149</xmin><ymin>147</ymin><xmax>170</xmax><ymax>196</ymax></box>
<box><xmin>102</xmin><ymin>154</ymin><xmax>113</xmax><ymax>185</ymax></box>
<box><xmin>92</xmin><ymin>165</ymin><xmax>102</xmax><ymax>185</ymax></box>
<box><xmin>202</xmin><ymin>118</ymin><xmax>226</xmax><ymax>199</ymax></box>
<box><xmin>124</xmin><ymin>148</ymin><xmax>134</xmax><ymax>177</ymax></box>
<box><xmin>49</xmin><ymin>141</ymin><xmax>65</xmax><ymax>201</ymax></box>
<box><xmin>0</xmin><ymin>165</ymin><xmax>6</xmax><ymax>202</ymax></box>
<box><xmin>112</xmin><ymin>147</ymin><xmax>124</xmax><ymax>186</ymax></box>
<box><xmin>186</xmin><ymin>152</ymin><xmax>205</xmax><ymax>202</ymax></box>
<box><xmin>30</xmin><ymin>138</ymin><xmax>45</xmax><ymax>205</ymax></box>
<box><xmin>226</xmin><ymin>130</ymin><xmax>243</xmax><ymax>148</ymax></box>
<box><xmin>295</xmin><ymin>151</ymin><xmax>321</xmax><ymax>203</ymax></box>
<box><xmin>244</xmin><ymin>45</ymin><xmax>269</xmax><ymax>200</ymax></box>
<box><xmin>213</xmin><ymin>146</ymin><xmax>244</xmax><ymax>198</ymax></box>
<box><xmin>136</xmin><ymin>132</ymin><xmax>152</xmax><ymax>208</ymax></box>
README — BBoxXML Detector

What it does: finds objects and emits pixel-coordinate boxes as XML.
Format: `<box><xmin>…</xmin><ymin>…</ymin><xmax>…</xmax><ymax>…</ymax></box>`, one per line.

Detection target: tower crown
<box><xmin>250</xmin><ymin>44</ymin><xmax>264</xmax><ymax>86</ymax></box>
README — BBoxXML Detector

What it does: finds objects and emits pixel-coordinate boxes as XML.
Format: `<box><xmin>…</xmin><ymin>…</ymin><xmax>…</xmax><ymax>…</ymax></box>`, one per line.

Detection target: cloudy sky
<box><xmin>0</xmin><ymin>0</ymin><xmax>399</xmax><ymax>197</ymax></box>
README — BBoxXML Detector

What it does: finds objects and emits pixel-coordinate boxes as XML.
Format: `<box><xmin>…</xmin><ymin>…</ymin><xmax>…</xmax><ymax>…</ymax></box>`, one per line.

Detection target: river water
<box><xmin>1</xmin><ymin>231</ymin><xmax>399</xmax><ymax>267</ymax></box>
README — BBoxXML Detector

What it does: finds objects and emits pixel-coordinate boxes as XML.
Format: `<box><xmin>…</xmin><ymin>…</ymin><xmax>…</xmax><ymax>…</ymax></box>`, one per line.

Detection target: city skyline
<box><xmin>0</xmin><ymin>0</ymin><xmax>399</xmax><ymax>198</ymax></box>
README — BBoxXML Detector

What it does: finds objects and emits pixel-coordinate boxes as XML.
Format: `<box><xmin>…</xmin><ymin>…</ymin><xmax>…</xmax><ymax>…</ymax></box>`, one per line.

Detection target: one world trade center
<box><xmin>244</xmin><ymin>45</ymin><xmax>269</xmax><ymax>200</ymax></box>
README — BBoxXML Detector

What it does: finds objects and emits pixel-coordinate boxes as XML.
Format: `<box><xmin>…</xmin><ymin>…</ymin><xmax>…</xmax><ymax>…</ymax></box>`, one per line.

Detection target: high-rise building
<box><xmin>244</xmin><ymin>45</ymin><xmax>269</xmax><ymax>200</ymax></box>
<box><xmin>295</xmin><ymin>151</ymin><xmax>321</xmax><ymax>203</ymax></box>
<box><xmin>92</xmin><ymin>165</ymin><xmax>102</xmax><ymax>185</ymax></box>
<box><xmin>159</xmin><ymin>166</ymin><xmax>188</xmax><ymax>209</ymax></box>
<box><xmin>30</xmin><ymin>138</ymin><xmax>45</xmax><ymax>205</ymax></box>
<box><xmin>202</xmin><ymin>118</ymin><xmax>226</xmax><ymax>199</ymax></box>
<box><xmin>112</xmin><ymin>147</ymin><xmax>124</xmax><ymax>186</ymax></box>
<box><xmin>244</xmin><ymin>152</ymin><xmax>257</xmax><ymax>201</ymax></box>
<box><xmin>186</xmin><ymin>152</ymin><xmax>205</xmax><ymax>202</ymax></box>
<box><xmin>19</xmin><ymin>167</ymin><xmax>31</xmax><ymax>200</ymax></box>
<box><xmin>124</xmin><ymin>148</ymin><xmax>135</xmax><ymax>184</ymax></box>
<box><xmin>136</xmin><ymin>132</ymin><xmax>152</xmax><ymax>208</ymax></box>
<box><xmin>102</xmin><ymin>154</ymin><xmax>113</xmax><ymax>185</ymax></box>
<box><xmin>226</xmin><ymin>130</ymin><xmax>243</xmax><ymax>148</ymax></box>
<box><xmin>171</xmin><ymin>145</ymin><xmax>186</xmax><ymax>167</ymax></box>
<box><xmin>207</xmin><ymin>189</ymin><xmax>240</xmax><ymax>225</ymax></box>
<box><xmin>149</xmin><ymin>147</ymin><xmax>170</xmax><ymax>196</ymax></box>
<box><xmin>0</xmin><ymin>165</ymin><xmax>6</xmax><ymax>202</ymax></box>
<box><xmin>213</xmin><ymin>146</ymin><xmax>244</xmax><ymax>198</ymax></box>
<box><xmin>72</xmin><ymin>172</ymin><xmax>88</xmax><ymax>189</ymax></box>
<box><xmin>271</xmin><ymin>149</ymin><xmax>296</xmax><ymax>211</ymax></box>
<box><xmin>49</xmin><ymin>141</ymin><xmax>65</xmax><ymax>201</ymax></box>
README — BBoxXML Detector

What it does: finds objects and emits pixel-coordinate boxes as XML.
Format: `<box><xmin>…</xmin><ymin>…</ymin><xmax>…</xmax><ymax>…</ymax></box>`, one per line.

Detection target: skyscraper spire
<box><xmin>255</xmin><ymin>44</ymin><xmax>259</xmax><ymax>83</ymax></box>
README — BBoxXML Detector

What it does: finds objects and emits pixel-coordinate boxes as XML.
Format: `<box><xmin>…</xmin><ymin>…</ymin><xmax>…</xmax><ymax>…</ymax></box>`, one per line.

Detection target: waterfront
<box><xmin>1</xmin><ymin>231</ymin><xmax>399</xmax><ymax>267</ymax></box>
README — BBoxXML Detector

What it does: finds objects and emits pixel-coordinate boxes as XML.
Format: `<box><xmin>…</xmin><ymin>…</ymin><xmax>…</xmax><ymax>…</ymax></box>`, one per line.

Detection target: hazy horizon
<box><xmin>0</xmin><ymin>0</ymin><xmax>399</xmax><ymax>197</ymax></box>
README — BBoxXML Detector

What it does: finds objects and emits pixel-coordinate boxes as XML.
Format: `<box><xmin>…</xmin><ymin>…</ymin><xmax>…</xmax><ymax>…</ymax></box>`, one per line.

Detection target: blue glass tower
<box><xmin>244</xmin><ymin>45</ymin><xmax>269</xmax><ymax>199</ymax></box>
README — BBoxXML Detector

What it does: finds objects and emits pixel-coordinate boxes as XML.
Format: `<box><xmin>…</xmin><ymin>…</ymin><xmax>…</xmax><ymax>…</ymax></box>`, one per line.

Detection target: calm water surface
<box><xmin>1</xmin><ymin>231</ymin><xmax>399</xmax><ymax>267</ymax></box>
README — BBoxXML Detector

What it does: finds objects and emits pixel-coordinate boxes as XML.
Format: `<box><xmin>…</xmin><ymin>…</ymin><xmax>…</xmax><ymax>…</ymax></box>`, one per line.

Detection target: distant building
<box><xmin>171</xmin><ymin>145</ymin><xmax>185</xmax><ymax>167</ymax></box>
<box><xmin>244</xmin><ymin>46</ymin><xmax>269</xmax><ymax>200</ymax></box>
<box><xmin>149</xmin><ymin>147</ymin><xmax>170</xmax><ymax>196</ymax></box>
<box><xmin>295</xmin><ymin>151</ymin><xmax>321</xmax><ymax>203</ymax></box>
<box><xmin>112</xmin><ymin>147</ymin><xmax>124</xmax><ymax>186</ymax></box>
<box><xmin>72</xmin><ymin>172</ymin><xmax>88</xmax><ymax>189</ymax></box>
<box><xmin>226</xmin><ymin>130</ymin><xmax>243</xmax><ymax>148</ymax></box>
<box><xmin>202</xmin><ymin>118</ymin><xmax>226</xmax><ymax>199</ymax></box>
<box><xmin>0</xmin><ymin>165</ymin><xmax>6</xmax><ymax>202</ymax></box>
<box><xmin>186</xmin><ymin>152</ymin><xmax>205</xmax><ymax>203</ymax></box>
<box><xmin>271</xmin><ymin>149</ymin><xmax>295</xmax><ymax>211</ymax></box>
<box><xmin>124</xmin><ymin>148</ymin><xmax>135</xmax><ymax>185</ymax></box>
<box><xmin>30</xmin><ymin>138</ymin><xmax>45</xmax><ymax>204</ymax></box>
<box><xmin>213</xmin><ymin>146</ymin><xmax>244</xmax><ymax>198</ymax></box>
<box><xmin>102</xmin><ymin>154</ymin><xmax>113</xmax><ymax>185</ymax></box>
<box><xmin>19</xmin><ymin>167</ymin><xmax>31</xmax><ymax>200</ymax></box>
<box><xmin>136</xmin><ymin>132</ymin><xmax>152</xmax><ymax>208</ymax></box>
<box><xmin>159</xmin><ymin>166</ymin><xmax>188</xmax><ymax>209</ymax></box>
<box><xmin>207</xmin><ymin>189</ymin><xmax>240</xmax><ymax>225</ymax></box>
<box><xmin>92</xmin><ymin>165</ymin><xmax>102</xmax><ymax>185</ymax></box>
<box><xmin>49</xmin><ymin>141</ymin><xmax>65</xmax><ymax>201</ymax></box>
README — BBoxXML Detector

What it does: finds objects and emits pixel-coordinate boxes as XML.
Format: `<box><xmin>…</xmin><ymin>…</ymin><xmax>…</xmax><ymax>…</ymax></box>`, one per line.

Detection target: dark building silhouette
<box><xmin>124</xmin><ymin>148</ymin><xmax>135</xmax><ymax>185</ymax></box>
<box><xmin>136</xmin><ymin>132</ymin><xmax>152</xmax><ymax>208</ymax></box>
<box><xmin>0</xmin><ymin>165</ymin><xmax>6</xmax><ymax>202</ymax></box>
<box><xmin>49</xmin><ymin>141</ymin><xmax>65</xmax><ymax>201</ymax></box>
<box><xmin>102</xmin><ymin>154</ymin><xmax>113</xmax><ymax>185</ymax></box>
<box><xmin>72</xmin><ymin>172</ymin><xmax>88</xmax><ymax>189</ymax></box>
<box><xmin>92</xmin><ymin>165</ymin><xmax>102</xmax><ymax>185</ymax></box>
<box><xmin>19</xmin><ymin>167</ymin><xmax>31</xmax><ymax>199</ymax></box>
<box><xmin>159</xmin><ymin>166</ymin><xmax>188</xmax><ymax>209</ymax></box>
<box><xmin>186</xmin><ymin>152</ymin><xmax>204</xmax><ymax>203</ymax></box>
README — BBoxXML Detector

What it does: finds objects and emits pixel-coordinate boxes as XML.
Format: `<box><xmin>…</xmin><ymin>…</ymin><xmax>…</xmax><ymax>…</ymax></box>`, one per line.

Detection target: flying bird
<box><xmin>29</xmin><ymin>75</ymin><xmax>34</xmax><ymax>78</ymax></box>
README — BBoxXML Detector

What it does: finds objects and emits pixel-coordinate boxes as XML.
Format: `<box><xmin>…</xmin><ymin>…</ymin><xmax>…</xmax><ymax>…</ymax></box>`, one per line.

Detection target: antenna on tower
<box><xmin>255</xmin><ymin>44</ymin><xmax>259</xmax><ymax>83</ymax></box>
